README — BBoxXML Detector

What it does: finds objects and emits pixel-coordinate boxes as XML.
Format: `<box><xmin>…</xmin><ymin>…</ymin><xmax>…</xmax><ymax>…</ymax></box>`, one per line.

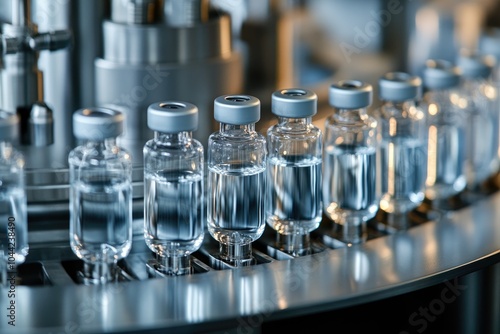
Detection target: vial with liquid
<box><xmin>68</xmin><ymin>108</ymin><xmax>132</xmax><ymax>284</ymax></box>
<box><xmin>323</xmin><ymin>80</ymin><xmax>379</xmax><ymax>244</ymax></box>
<box><xmin>456</xmin><ymin>52</ymin><xmax>498</xmax><ymax>191</ymax></box>
<box><xmin>266</xmin><ymin>88</ymin><xmax>322</xmax><ymax>255</ymax></box>
<box><xmin>422</xmin><ymin>60</ymin><xmax>467</xmax><ymax>205</ymax></box>
<box><xmin>0</xmin><ymin>111</ymin><xmax>28</xmax><ymax>286</ymax></box>
<box><xmin>480</xmin><ymin>28</ymin><xmax>500</xmax><ymax>178</ymax></box>
<box><xmin>207</xmin><ymin>95</ymin><xmax>267</xmax><ymax>266</ymax></box>
<box><xmin>375</xmin><ymin>72</ymin><xmax>427</xmax><ymax>230</ymax></box>
<box><xmin>143</xmin><ymin>101</ymin><xmax>204</xmax><ymax>276</ymax></box>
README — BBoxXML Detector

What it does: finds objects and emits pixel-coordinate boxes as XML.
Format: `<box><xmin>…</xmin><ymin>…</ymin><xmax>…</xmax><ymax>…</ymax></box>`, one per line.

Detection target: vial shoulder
<box><xmin>209</xmin><ymin>130</ymin><xmax>266</xmax><ymax>146</ymax></box>
<box><xmin>144</xmin><ymin>138</ymin><xmax>204</xmax><ymax>158</ymax></box>
<box><xmin>68</xmin><ymin>145</ymin><xmax>132</xmax><ymax>167</ymax></box>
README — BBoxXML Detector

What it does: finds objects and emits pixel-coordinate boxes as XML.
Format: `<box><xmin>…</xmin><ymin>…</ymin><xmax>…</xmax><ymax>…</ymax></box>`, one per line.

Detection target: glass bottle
<box><xmin>143</xmin><ymin>101</ymin><xmax>204</xmax><ymax>276</ymax></box>
<box><xmin>0</xmin><ymin>111</ymin><xmax>28</xmax><ymax>286</ymax></box>
<box><xmin>68</xmin><ymin>108</ymin><xmax>132</xmax><ymax>284</ymax></box>
<box><xmin>323</xmin><ymin>80</ymin><xmax>379</xmax><ymax>245</ymax></box>
<box><xmin>375</xmin><ymin>72</ymin><xmax>427</xmax><ymax>230</ymax></box>
<box><xmin>266</xmin><ymin>88</ymin><xmax>322</xmax><ymax>256</ymax></box>
<box><xmin>456</xmin><ymin>52</ymin><xmax>497</xmax><ymax>194</ymax></box>
<box><xmin>207</xmin><ymin>95</ymin><xmax>267</xmax><ymax>266</ymax></box>
<box><xmin>422</xmin><ymin>59</ymin><xmax>467</xmax><ymax>207</ymax></box>
<box><xmin>480</xmin><ymin>28</ymin><xmax>500</xmax><ymax>181</ymax></box>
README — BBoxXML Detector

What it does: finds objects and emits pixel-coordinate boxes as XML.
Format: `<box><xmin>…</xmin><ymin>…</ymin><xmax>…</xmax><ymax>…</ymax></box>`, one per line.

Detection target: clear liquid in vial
<box><xmin>267</xmin><ymin>155</ymin><xmax>322</xmax><ymax>234</ymax></box>
<box><xmin>70</xmin><ymin>179</ymin><xmax>132</xmax><ymax>262</ymax></box>
<box><xmin>144</xmin><ymin>170</ymin><xmax>204</xmax><ymax>257</ymax></box>
<box><xmin>207</xmin><ymin>164</ymin><xmax>266</xmax><ymax>245</ymax></box>
<box><xmin>379</xmin><ymin>137</ymin><xmax>427</xmax><ymax>213</ymax></box>
<box><xmin>323</xmin><ymin>144</ymin><xmax>378</xmax><ymax>222</ymax></box>
<box><xmin>0</xmin><ymin>187</ymin><xmax>28</xmax><ymax>263</ymax></box>
<box><xmin>425</xmin><ymin>124</ymin><xmax>467</xmax><ymax>200</ymax></box>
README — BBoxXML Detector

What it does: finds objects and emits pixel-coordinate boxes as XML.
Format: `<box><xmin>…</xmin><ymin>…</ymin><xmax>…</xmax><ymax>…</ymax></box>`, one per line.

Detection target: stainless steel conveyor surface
<box><xmin>1</xmin><ymin>191</ymin><xmax>499</xmax><ymax>334</ymax></box>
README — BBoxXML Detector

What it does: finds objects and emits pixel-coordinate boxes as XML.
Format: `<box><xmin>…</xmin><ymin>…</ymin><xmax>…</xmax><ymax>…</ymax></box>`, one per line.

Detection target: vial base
<box><xmin>150</xmin><ymin>255</ymin><xmax>193</xmax><ymax>276</ymax></box>
<box><xmin>331</xmin><ymin>217</ymin><xmax>367</xmax><ymax>245</ymax></box>
<box><xmin>275</xmin><ymin>233</ymin><xmax>312</xmax><ymax>257</ymax></box>
<box><xmin>218</xmin><ymin>242</ymin><xmax>255</xmax><ymax>267</ymax></box>
<box><xmin>78</xmin><ymin>261</ymin><xmax>118</xmax><ymax>285</ymax></box>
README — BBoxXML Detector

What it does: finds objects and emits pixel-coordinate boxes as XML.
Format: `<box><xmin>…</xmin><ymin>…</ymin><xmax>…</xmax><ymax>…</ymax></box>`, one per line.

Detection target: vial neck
<box><xmin>277</xmin><ymin>117</ymin><xmax>311</xmax><ymax>130</ymax></box>
<box><xmin>382</xmin><ymin>100</ymin><xmax>416</xmax><ymax>113</ymax></box>
<box><xmin>154</xmin><ymin>131</ymin><xmax>192</xmax><ymax>144</ymax></box>
<box><xmin>219</xmin><ymin>123</ymin><xmax>255</xmax><ymax>136</ymax></box>
<box><xmin>335</xmin><ymin>108</ymin><xmax>366</xmax><ymax>123</ymax></box>
<box><xmin>84</xmin><ymin>138</ymin><xmax>117</xmax><ymax>151</ymax></box>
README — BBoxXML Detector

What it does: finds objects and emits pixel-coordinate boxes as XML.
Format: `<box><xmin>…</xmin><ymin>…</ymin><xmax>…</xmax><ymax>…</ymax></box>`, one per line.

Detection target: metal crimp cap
<box><xmin>423</xmin><ymin>59</ymin><xmax>461</xmax><ymax>89</ymax></box>
<box><xmin>214</xmin><ymin>95</ymin><xmax>260</xmax><ymax>125</ymax></box>
<box><xmin>379</xmin><ymin>72</ymin><xmax>422</xmax><ymax>101</ymax></box>
<box><xmin>72</xmin><ymin>107</ymin><xmax>124</xmax><ymax>140</ymax></box>
<box><xmin>271</xmin><ymin>88</ymin><xmax>318</xmax><ymax>118</ymax></box>
<box><xmin>329</xmin><ymin>80</ymin><xmax>373</xmax><ymax>109</ymax></box>
<box><xmin>0</xmin><ymin>110</ymin><xmax>19</xmax><ymax>142</ymax></box>
<box><xmin>456</xmin><ymin>51</ymin><xmax>493</xmax><ymax>79</ymax></box>
<box><xmin>147</xmin><ymin>101</ymin><xmax>198</xmax><ymax>133</ymax></box>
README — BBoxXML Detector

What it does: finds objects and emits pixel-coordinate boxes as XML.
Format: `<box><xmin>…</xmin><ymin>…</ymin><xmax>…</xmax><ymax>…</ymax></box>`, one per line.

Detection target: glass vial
<box><xmin>0</xmin><ymin>111</ymin><xmax>28</xmax><ymax>286</ymax></box>
<box><xmin>480</xmin><ymin>28</ymin><xmax>500</xmax><ymax>181</ymax></box>
<box><xmin>143</xmin><ymin>101</ymin><xmax>204</xmax><ymax>276</ymax></box>
<box><xmin>456</xmin><ymin>52</ymin><xmax>498</xmax><ymax>192</ymax></box>
<box><xmin>376</xmin><ymin>72</ymin><xmax>427</xmax><ymax>230</ymax></box>
<box><xmin>323</xmin><ymin>80</ymin><xmax>379</xmax><ymax>245</ymax></box>
<box><xmin>266</xmin><ymin>88</ymin><xmax>322</xmax><ymax>256</ymax></box>
<box><xmin>422</xmin><ymin>60</ymin><xmax>467</xmax><ymax>207</ymax></box>
<box><xmin>207</xmin><ymin>95</ymin><xmax>267</xmax><ymax>266</ymax></box>
<box><xmin>69</xmin><ymin>108</ymin><xmax>133</xmax><ymax>284</ymax></box>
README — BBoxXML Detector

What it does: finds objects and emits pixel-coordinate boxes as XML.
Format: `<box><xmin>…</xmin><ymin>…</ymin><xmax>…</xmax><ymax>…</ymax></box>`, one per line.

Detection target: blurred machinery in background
<box><xmin>0</xmin><ymin>1</ymin><xmax>499</xmax><ymax>333</ymax></box>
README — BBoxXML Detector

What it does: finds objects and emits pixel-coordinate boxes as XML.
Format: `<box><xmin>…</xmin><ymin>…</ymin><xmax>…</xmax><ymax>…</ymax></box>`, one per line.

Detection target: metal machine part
<box><xmin>95</xmin><ymin>0</ymin><xmax>242</xmax><ymax>154</ymax></box>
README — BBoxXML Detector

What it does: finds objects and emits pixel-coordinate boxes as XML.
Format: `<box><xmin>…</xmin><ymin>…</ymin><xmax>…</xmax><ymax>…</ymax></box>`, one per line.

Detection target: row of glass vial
<box><xmin>0</xmin><ymin>50</ymin><xmax>498</xmax><ymax>284</ymax></box>
<box><xmin>67</xmin><ymin>50</ymin><xmax>500</xmax><ymax>282</ymax></box>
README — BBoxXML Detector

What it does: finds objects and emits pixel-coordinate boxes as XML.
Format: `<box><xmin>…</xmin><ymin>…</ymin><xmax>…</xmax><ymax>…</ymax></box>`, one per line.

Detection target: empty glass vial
<box><xmin>266</xmin><ymin>88</ymin><xmax>322</xmax><ymax>256</ymax></box>
<box><xmin>143</xmin><ymin>101</ymin><xmax>204</xmax><ymax>276</ymax></box>
<box><xmin>69</xmin><ymin>108</ymin><xmax>132</xmax><ymax>284</ymax></box>
<box><xmin>0</xmin><ymin>111</ymin><xmax>28</xmax><ymax>286</ymax></box>
<box><xmin>456</xmin><ymin>52</ymin><xmax>497</xmax><ymax>192</ymax></box>
<box><xmin>376</xmin><ymin>72</ymin><xmax>427</xmax><ymax>230</ymax></box>
<box><xmin>207</xmin><ymin>95</ymin><xmax>267</xmax><ymax>266</ymax></box>
<box><xmin>323</xmin><ymin>80</ymin><xmax>379</xmax><ymax>244</ymax></box>
<box><xmin>422</xmin><ymin>60</ymin><xmax>467</xmax><ymax>205</ymax></box>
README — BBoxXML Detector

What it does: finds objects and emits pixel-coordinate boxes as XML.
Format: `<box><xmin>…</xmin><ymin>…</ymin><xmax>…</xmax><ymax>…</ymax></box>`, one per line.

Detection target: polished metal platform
<box><xmin>1</xmin><ymin>184</ymin><xmax>499</xmax><ymax>334</ymax></box>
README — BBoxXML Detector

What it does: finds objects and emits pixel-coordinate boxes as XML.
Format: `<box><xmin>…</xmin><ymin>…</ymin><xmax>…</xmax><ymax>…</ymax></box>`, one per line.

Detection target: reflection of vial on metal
<box><xmin>0</xmin><ymin>111</ymin><xmax>28</xmax><ymax>286</ymax></box>
<box><xmin>266</xmin><ymin>88</ymin><xmax>322</xmax><ymax>256</ymax></box>
<box><xmin>375</xmin><ymin>72</ymin><xmax>427</xmax><ymax>230</ymax></box>
<box><xmin>143</xmin><ymin>102</ymin><xmax>204</xmax><ymax>276</ymax></box>
<box><xmin>69</xmin><ymin>108</ymin><xmax>132</xmax><ymax>284</ymax></box>
<box><xmin>323</xmin><ymin>81</ymin><xmax>378</xmax><ymax>245</ymax></box>
<box><xmin>422</xmin><ymin>60</ymin><xmax>467</xmax><ymax>205</ymax></box>
<box><xmin>207</xmin><ymin>95</ymin><xmax>267</xmax><ymax>266</ymax></box>
<box><xmin>456</xmin><ymin>52</ymin><xmax>497</xmax><ymax>191</ymax></box>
